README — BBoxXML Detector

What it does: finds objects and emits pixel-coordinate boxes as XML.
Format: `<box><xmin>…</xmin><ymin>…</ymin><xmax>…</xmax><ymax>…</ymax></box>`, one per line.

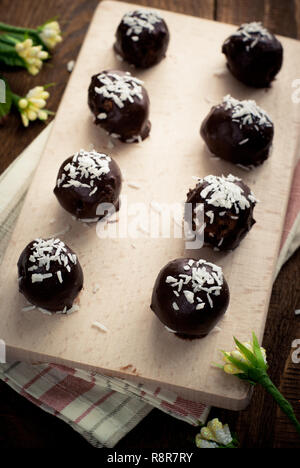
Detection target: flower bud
<box><xmin>39</xmin><ymin>21</ymin><xmax>62</xmax><ymax>49</ymax></box>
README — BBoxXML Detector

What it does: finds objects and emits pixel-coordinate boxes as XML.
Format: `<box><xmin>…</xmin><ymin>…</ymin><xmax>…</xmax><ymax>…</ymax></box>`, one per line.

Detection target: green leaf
<box><xmin>233</xmin><ymin>337</ymin><xmax>258</xmax><ymax>367</ymax></box>
<box><xmin>43</xmin><ymin>82</ymin><xmax>56</xmax><ymax>90</ymax></box>
<box><xmin>28</xmin><ymin>31</ymin><xmax>45</xmax><ymax>48</ymax></box>
<box><xmin>235</xmin><ymin>372</ymin><xmax>257</xmax><ymax>386</ymax></box>
<box><xmin>0</xmin><ymin>22</ymin><xmax>36</xmax><ymax>36</ymax></box>
<box><xmin>212</xmin><ymin>362</ymin><xmax>224</xmax><ymax>369</ymax></box>
<box><xmin>0</xmin><ymin>30</ymin><xmax>44</xmax><ymax>49</ymax></box>
<box><xmin>4</xmin><ymin>32</ymin><xmax>26</xmax><ymax>43</ymax></box>
<box><xmin>0</xmin><ymin>77</ymin><xmax>12</xmax><ymax>118</ymax></box>
<box><xmin>222</xmin><ymin>353</ymin><xmax>250</xmax><ymax>373</ymax></box>
<box><xmin>0</xmin><ymin>40</ymin><xmax>16</xmax><ymax>53</ymax></box>
<box><xmin>252</xmin><ymin>332</ymin><xmax>268</xmax><ymax>370</ymax></box>
<box><xmin>0</xmin><ymin>53</ymin><xmax>25</xmax><ymax>68</ymax></box>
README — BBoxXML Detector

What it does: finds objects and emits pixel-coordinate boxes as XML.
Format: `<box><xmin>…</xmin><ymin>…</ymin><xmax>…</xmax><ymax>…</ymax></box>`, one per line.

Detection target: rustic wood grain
<box><xmin>215</xmin><ymin>0</ymin><xmax>300</xmax><ymax>449</ymax></box>
<box><xmin>214</xmin><ymin>248</ymin><xmax>300</xmax><ymax>448</ymax></box>
<box><xmin>216</xmin><ymin>0</ymin><xmax>299</xmax><ymax>38</ymax></box>
<box><xmin>0</xmin><ymin>0</ymin><xmax>98</xmax><ymax>174</ymax></box>
<box><xmin>111</xmin><ymin>0</ymin><xmax>216</xmax><ymax>18</ymax></box>
<box><xmin>2</xmin><ymin>0</ymin><xmax>299</xmax><ymax>411</ymax></box>
<box><xmin>0</xmin><ymin>0</ymin><xmax>299</xmax><ymax>449</ymax></box>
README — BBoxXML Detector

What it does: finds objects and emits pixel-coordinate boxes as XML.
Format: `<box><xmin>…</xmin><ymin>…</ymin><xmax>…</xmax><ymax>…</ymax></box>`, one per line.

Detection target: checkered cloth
<box><xmin>0</xmin><ymin>123</ymin><xmax>299</xmax><ymax>447</ymax></box>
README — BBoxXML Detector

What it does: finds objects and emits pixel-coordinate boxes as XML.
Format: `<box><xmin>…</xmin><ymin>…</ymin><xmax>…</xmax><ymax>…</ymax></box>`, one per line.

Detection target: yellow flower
<box><xmin>18</xmin><ymin>86</ymin><xmax>50</xmax><ymax>127</ymax></box>
<box><xmin>223</xmin><ymin>340</ymin><xmax>267</xmax><ymax>375</ymax></box>
<box><xmin>15</xmin><ymin>38</ymin><xmax>49</xmax><ymax>75</ymax></box>
<box><xmin>39</xmin><ymin>21</ymin><xmax>62</xmax><ymax>49</ymax></box>
<box><xmin>195</xmin><ymin>418</ymin><xmax>233</xmax><ymax>448</ymax></box>
<box><xmin>216</xmin><ymin>332</ymin><xmax>300</xmax><ymax>436</ymax></box>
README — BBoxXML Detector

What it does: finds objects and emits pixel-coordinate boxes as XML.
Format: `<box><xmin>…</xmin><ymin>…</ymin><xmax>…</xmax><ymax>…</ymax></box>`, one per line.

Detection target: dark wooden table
<box><xmin>0</xmin><ymin>0</ymin><xmax>300</xmax><ymax>449</ymax></box>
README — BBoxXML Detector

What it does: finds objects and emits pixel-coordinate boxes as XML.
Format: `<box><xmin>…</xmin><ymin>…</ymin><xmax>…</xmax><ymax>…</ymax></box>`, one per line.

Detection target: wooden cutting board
<box><xmin>1</xmin><ymin>0</ymin><xmax>300</xmax><ymax>410</ymax></box>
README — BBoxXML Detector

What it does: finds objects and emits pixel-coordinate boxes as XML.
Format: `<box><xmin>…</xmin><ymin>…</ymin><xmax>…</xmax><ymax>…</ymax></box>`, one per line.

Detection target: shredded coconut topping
<box><xmin>122</xmin><ymin>10</ymin><xmax>162</xmax><ymax>39</ymax></box>
<box><xmin>27</xmin><ymin>238</ymin><xmax>76</xmax><ymax>284</ymax></box>
<box><xmin>166</xmin><ymin>259</ymin><xmax>224</xmax><ymax>311</ymax></box>
<box><xmin>57</xmin><ymin>149</ymin><xmax>111</xmax><ymax>197</ymax></box>
<box><xmin>222</xmin><ymin>94</ymin><xmax>272</xmax><ymax>128</ymax></box>
<box><xmin>94</xmin><ymin>72</ymin><xmax>143</xmax><ymax>109</ymax></box>
<box><xmin>195</xmin><ymin>174</ymin><xmax>257</xmax><ymax>212</ymax></box>
<box><xmin>232</xmin><ymin>22</ymin><xmax>272</xmax><ymax>49</ymax></box>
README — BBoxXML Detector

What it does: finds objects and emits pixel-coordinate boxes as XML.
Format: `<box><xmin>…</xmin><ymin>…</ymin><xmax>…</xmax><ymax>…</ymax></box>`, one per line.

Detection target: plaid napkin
<box><xmin>0</xmin><ymin>123</ymin><xmax>299</xmax><ymax>447</ymax></box>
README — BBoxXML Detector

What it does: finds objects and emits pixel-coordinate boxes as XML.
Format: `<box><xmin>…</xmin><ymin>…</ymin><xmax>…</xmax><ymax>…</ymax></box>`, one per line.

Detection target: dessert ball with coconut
<box><xmin>200</xmin><ymin>95</ymin><xmax>274</xmax><ymax>168</ymax></box>
<box><xmin>88</xmin><ymin>70</ymin><xmax>151</xmax><ymax>143</ymax></box>
<box><xmin>18</xmin><ymin>238</ymin><xmax>83</xmax><ymax>314</ymax></box>
<box><xmin>114</xmin><ymin>9</ymin><xmax>170</xmax><ymax>68</ymax></box>
<box><xmin>151</xmin><ymin>258</ymin><xmax>229</xmax><ymax>338</ymax></box>
<box><xmin>186</xmin><ymin>174</ymin><xmax>257</xmax><ymax>251</ymax></box>
<box><xmin>222</xmin><ymin>22</ymin><xmax>283</xmax><ymax>88</ymax></box>
<box><xmin>54</xmin><ymin>149</ymin><xmax>122</xmax><ymax>223</ymax></box>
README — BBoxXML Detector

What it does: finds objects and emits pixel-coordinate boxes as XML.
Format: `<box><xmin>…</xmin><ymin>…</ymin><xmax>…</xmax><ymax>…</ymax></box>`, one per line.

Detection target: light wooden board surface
<box><xmin>1</xmin><ymin>0</ymin><xmax>300</xmax><ymax>410</ymax></box>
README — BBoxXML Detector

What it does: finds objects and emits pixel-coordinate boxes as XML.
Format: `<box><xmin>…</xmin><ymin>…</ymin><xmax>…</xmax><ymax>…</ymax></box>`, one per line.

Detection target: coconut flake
<box><xmin>93</xmin><ymin>284</ymin><xmax>100</xmax><ymax>294</ymax></box>
<box><xmin>92</xmin><ymin>321</ymin><xmax>108</xmax><ymax>333</ymax></box>
<box><xmin>67</xmin><ymin>60</ymin><xmax>75</xmax><ymax>72</ymax></box>
<box><xmin>222</xmin><ymin>94</ymin><xmax>273</xmax><ymax>128</ymax></box>
<box><xmin>58</xmin><ymin>149</ymin><xmax>111</xmax><ymax>198</ymax></box>
<box><xmin>22</xmin><ymin>305</ymin><xmax>36</xmax><ymax>312</ymax></box>
<box><xmin>122</xmin><ymin>9</ymin><xmax>162</xmax><ymax>38</ymax></box>
<box><xmin>183</xmin><ymin>290</ymin><xmax>194</xmax><ymax>304</ymax></box>
<box><xmin>127</xmin><ymin>181</ymin><xmax>141</xmax><ymax>190</ymax></box>
<box><xmin>57</xmin><ymin>270</ymin><xmax>63</xmax><ymax>283</ymax></box>
<box><xmin>206</xmin><ymin>210</ymin><xmax>214</xmax><ymax>224</ymax></box>
<box><xmin>31</xmin><ymin>273</ymin><xmax>53</xmax><ymax>283</ymax></box>
<box><xmin>231</xmin><ymin>22</ymin><xmax>272</xmax><ymax>49</ymax></box>
<box><xmin>166</xmin><ymin>259</ymin><xmax>224</xmax><ymax>311</ymax></box>
<box><xmin>198</xmin><ymin>174</ymin><xmax>257</xmax><ymax>211</ymax></box>
<box><xmin>94</xmin><ymin>71</ymin><xmax>143</xmax><ymax>109</ymax></box>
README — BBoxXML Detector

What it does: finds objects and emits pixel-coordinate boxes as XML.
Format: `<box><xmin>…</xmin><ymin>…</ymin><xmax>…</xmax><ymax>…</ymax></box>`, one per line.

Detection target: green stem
<box><xmin>11</xmin><ymin>92</ymin><xmax>20</xmax><ymax>108</ymax></box>
<box><xmin>258</xmin><ymin>373</ymin><xmax>300</xmax><ymax>435</ymax></box>
<box><xmin>0</xmin><ymin>22</ymin><xmax>36</xmax><ymax>35</ymax></box>
<box><xmin>0</xmin><ymin>35</ymin><xmax>17</xmax><ymax>46</ymax></box>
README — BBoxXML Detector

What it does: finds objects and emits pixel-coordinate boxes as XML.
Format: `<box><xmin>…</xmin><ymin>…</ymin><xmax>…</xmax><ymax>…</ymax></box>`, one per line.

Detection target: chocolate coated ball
<box><xmin>114</xmin><ymin>9</ymin><xmax>169</xmax><ymax>68</ymax></box>
<box><xmin>151</xmin><ymin>258</ymin><xmax>229</xmax><ymax>338</ymax></box>
<box><xmin>18</xmin><ymin>238</ymin><xmax>83</xmax><ymax>314</ymax></box>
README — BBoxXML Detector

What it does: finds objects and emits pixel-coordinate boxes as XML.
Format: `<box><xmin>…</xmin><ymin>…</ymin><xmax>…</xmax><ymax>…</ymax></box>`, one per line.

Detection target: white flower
<box><xmin>15</xmin><ymin>38</ymin><xmax>49</xmax><ymax>75</ymax></box>
<box><xmin>196</xmin><ymin>439</ymin><xmax>218</xmax><ymax>448</ymax></box>
<box><xmin>18</xmin><ymin>86</ymin><xmax>50</xmax><ymax>127</ymax></box>
<box><xmin>195</xmin><ymin>418</ymin><xmax>233</xmax><ymax>448</ymax></box>
<box><xmin>39</xmin><ymin>21</ymin><xmax>62</xmax><ymax>49</ymax></box>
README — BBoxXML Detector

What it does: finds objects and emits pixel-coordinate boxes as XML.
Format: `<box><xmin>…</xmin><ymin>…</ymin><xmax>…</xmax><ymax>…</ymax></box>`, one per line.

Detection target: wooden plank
<box><xmin>0</xmin><ymin>0</ymin><xmax>214</xmax><ymax>175</ymax></box>
<box><xmin>0</xmin><ymin>0</ymin><xmax>99</xmax><ymax>174</ymax></box>
<box><xmin>110</xmin><ymin>0</ymin><xmax>216</xmax><ymax>19</ymax></box>
<box><xmin>0</xmin><ymin>0</ymin><xmax>299</xmax><ymax>449</ymax></box>
<box><xmin>216</xmin><ymin>0</ymin><xmax>299</xmax><ymax>38</ymax></box>
<box><xmin>216</xmin><ymin>0</ymin><xmax>300</xmax><ymax>447</ymax></box>
<box><xmin>0</xmin><ymin>0</ymin><xmax>299</xmax><ymax>411</ymax></box>
<box><xmin>214</xmin><ymin>248</ymin><xmax>300</xmax><ymax>448</ymax></box>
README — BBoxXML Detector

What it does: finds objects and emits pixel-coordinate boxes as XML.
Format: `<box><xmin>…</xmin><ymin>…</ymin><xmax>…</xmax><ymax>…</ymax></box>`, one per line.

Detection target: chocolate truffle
<box><xmin>200</xmin><ymin>95</ymin><xmax>274</xmax><ymax>167</ymax></box>
<box><xmin>151</xmin><ymin>258</ymin><xmax>229</xmax><ymax>338</ymax></box>
<box><xmin>54</xmin><ymin>149</ymin><xmax>122</xmax><ymax>223</ymax></box>
<box><xmin>18</xmin><ymin>238</ymin><xmax>83</xmax><ymax>314</ymax></box>
<box><xmin>114</xmin><ymin>10</ymin><xmax>170</xmax><ymax>68</ymax></box>
<box><xmin>222</xmin><ymin>22</ymin><xmax>283</xmax><ymax>88</ymax></box>
<box><xmin>186</xmin><ymin>174</ymin><xmax>257</xmax><ymax>251</ymax></box>
<box><xmin>88</xmin><ymin>70</ymin><xmax>151</xmax><ymax>142</ymax></box>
